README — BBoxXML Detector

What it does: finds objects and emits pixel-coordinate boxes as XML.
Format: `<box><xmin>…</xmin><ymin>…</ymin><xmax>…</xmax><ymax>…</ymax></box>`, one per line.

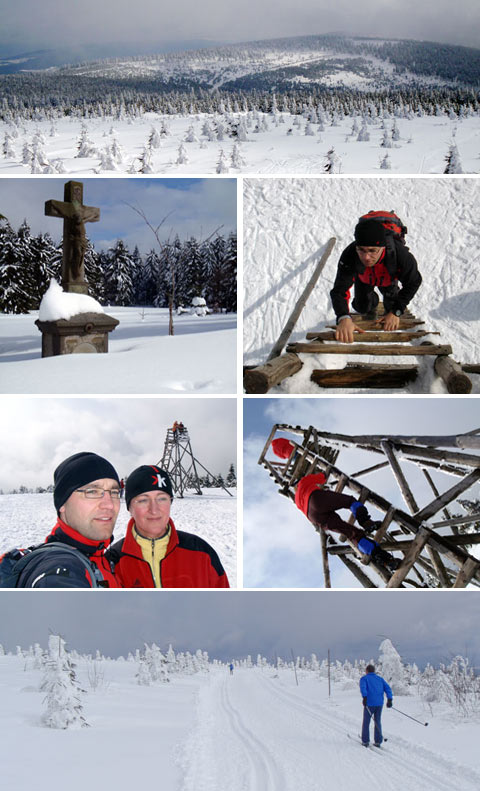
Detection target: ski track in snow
<box><xmin>243</xmin><ymin>177</ymin><xmax>480</xmax><ymax>394</ymax></box>
<box><xmin>180</xmin><ymin>669</ymin><xmax>480</xmax><ymax>791</ymax></box>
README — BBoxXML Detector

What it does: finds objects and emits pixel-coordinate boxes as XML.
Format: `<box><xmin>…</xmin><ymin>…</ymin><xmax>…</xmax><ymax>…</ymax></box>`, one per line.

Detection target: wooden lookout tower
<box><xmin>259</xmin><ymin>424</ymin><xmax>480</xmax><ymax>588</ymax></box>
<box><xmin>159</xmin><ymin>423</ymin><xmax>233</xmax><ymax>499</ymax></box>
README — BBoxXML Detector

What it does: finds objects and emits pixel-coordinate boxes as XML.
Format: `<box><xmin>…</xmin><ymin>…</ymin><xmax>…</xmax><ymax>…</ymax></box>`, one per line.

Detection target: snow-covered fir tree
<box><xmin>103</xmin><ymin>240</ymin><xmax>135</xmax><ymax>305</ymax></box>
<box><xmin>40</xmin><ymin>635</ymin><xmax>89</xmax><ymax>729</ymax></box>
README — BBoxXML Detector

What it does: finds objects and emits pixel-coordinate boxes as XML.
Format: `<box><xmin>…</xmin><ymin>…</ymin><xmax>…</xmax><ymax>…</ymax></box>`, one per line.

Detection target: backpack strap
<box><xmin>3</xmin><ymin>542</ymin><xmax>103</xmax><ymax>588</ymax></box>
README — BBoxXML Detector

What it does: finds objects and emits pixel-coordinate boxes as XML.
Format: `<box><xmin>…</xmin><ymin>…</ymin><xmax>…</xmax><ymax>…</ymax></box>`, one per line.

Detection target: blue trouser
<box><xmin>362</xmin><ymin>705</ymin><xmax>383</xmax><ymax>745</ymax></box>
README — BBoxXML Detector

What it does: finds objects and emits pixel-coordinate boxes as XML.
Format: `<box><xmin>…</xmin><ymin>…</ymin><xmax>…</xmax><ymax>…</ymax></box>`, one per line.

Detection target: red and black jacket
<box><xmin>106</xmin><ymin>518</ymin><xmax>229</xmax><ymax>588</ymax></box>
<box><xmin>17</xmin><ymin>519</ymin><xmax>120</xmax><ymax>588</ymax></box>
<box><xmin>330</xmin><ymin>236</ymin><xmax>422</xmax><ymax>319</ymax></box>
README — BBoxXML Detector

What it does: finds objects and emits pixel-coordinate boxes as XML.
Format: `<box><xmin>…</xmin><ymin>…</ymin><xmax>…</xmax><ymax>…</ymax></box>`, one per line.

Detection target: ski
<box><xmin>347</xmin><ymin>734</ymin><xmax>387</xmax><ymax>750</ymax></box>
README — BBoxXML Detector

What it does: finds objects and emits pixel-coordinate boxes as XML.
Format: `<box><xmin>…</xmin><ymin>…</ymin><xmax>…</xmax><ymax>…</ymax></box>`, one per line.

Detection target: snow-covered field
<box><xmin>0</xmin><ymin>488</ymin><xmax>237</xmax><ymax>586</ymax></box>
<box><xmin>1</xmin><ymin>112</ymin><xmax>478</xmax><ymax>175</ymax></box>
<box><xmin>243</xmin><ymin>176</ymin><xmax>480</xmax><ymax>393</ymax></box>
<box><xmin>2</xmin><ymin>658</ymin><xmax>479</xmax><ymax>791</ymax></box>
<box><xmin>0</xmin><ymin>306</ymin><xmax>237</xmax><ymax>394</ymax></box>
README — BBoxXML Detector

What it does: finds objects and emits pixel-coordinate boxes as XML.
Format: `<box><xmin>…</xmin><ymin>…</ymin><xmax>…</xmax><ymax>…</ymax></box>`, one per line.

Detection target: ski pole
<box><xmin>392</xmin><ymin>706</ymin><xmax>428</xmax><ymax>726</ymax></box>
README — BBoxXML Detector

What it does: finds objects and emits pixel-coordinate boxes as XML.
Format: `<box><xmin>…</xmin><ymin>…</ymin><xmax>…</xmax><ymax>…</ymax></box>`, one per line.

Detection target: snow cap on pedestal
<box><xmin>39</xmin><ymin>280</ymin><xmax>105</xmax><ymax>322</ymax></box>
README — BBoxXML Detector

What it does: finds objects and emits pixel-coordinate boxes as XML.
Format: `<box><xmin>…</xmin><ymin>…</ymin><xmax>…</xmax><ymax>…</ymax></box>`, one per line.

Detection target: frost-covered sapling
<box><xmin>40</xmin><ymin>635</ymin><xmax>89</xmax><ymax>729</ymax></box>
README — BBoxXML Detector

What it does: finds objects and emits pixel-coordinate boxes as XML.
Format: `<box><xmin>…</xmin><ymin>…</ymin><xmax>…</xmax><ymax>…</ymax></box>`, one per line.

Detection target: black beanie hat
<box><xmin>125</xmin><ymin>465</ymin><xmax>174</xmax><ymax>508</ymax></box>
<box><xmin>54</xmin><ymin>452</ymin><xmax>120</xmax><ymax>513</ymax></box>
<box><xmin>354</xmin><ymin>219</ymin><xmax>387</xmax><ymax>247</ymax></box>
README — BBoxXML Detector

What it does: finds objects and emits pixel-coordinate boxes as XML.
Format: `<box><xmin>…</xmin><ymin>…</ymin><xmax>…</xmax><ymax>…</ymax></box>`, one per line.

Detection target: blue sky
<box><xmin>0</xmin><ymin>178</ymin><xmax>236</xmax><ymax>254</ymax></box>
<box><xmin>0</xmin><ymin>590</ymin><xmax>478</xmax><ymax>668</ymax></box>
<box><xmin>243</xmin><ymin>397</ymin><xmax>480</xmax><ymax>589</ymax></box>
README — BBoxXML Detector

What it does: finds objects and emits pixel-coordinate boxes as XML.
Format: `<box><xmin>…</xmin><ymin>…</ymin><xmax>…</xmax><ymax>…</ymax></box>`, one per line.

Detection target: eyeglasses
<box><xmin>75</xmin><ymin>487</ymin><xmax>123</xmax><ymax>500</ymax></box>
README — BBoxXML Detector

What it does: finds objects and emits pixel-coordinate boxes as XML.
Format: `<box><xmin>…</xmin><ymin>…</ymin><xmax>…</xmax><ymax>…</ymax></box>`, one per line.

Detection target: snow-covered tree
<box><xmin>378</xmin><ymin>638</ymin><xmax>409</xmax><ymax>694</ymax></box>
<box><xmin>40</xmin><ymin>635</ymin><xmax>89</xmax><ymax>729</ymax></box>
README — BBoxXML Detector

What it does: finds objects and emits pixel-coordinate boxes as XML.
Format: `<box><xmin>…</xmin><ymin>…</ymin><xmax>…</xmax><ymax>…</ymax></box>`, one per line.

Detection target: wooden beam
<box><xmin>244</xmin><ymin>352</ymin><xmax>302</xmax><ymax>394</ymax></box>
<box><xmin>325</xmin><ymin>319</ymin><xmax>425</xmax><ymax>330</ymax></box>
<box><xmin>453</xmin><ymin>558</ymin><xmax>480</xmax><ymax>588</ymax></box>
<box><xmin>381</xmin><ymin>440</ymin><xmax>419</xmax><ymax>513</ymax></box>
<box><xmin>311</xmin><ymin>365</ymin><xmax>418</xmax><ymax>388</ymax></box>
<box><xmin>320</xmin><ymin>531</ymin><xmax>332</xmax><ymax>588</ymax></box>
<box><xmin>328</xmin><ymin>533</ymin><xmax>480</xmax><ymax>553</ymax></box>
<box><xmin>373</xmin><ymin>505</ymin><xmax>396</xmax><ymax>542</ymax></box>
<box><xmin>414</xmin><ymin>469</ymin><xmax>480</xmax><ymax>522</ymax></box>
<box><xmin>434</xmin><ymin>355</ymin><xmax>473</xmax><ymax>394</ymax></box>
<box><xmin>426</xmin><ymin>546</ymin><xmax>452</xmax><ymax>588</ymax></box>
<box><xmin>305</xmin><ymin>330</ymin><xmax>438</xmax><ymax>343</ymax></box>
<box><xmin>386</xmin><ymin>528</ymin><xmax>430</xmax><ymax>588</ymax></box>
<box><xmin>432</xmin><ymin>513</ymin><xmax>480</xmax><ymax>529</ymax></box>
<box><xmin>288</xmin><ymin>342</ymin><xmax>453</xmax><ymax>356</ymax></box>
<box><xmin>266</xmin><ymin>237</ymin><xmax>336</xmax><ymax>361</ymax></box>
<box><xmin>335</xmin><ymin>554</ymin><xmax>378</xmax><ymax>588</ymax></box>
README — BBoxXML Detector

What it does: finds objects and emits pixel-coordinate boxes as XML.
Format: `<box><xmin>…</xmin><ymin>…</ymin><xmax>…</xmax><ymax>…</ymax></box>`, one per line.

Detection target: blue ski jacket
<box><xmin>360</xmin><ymin>672</ymin><xmax>393</xmax><ymax>706</ymax></box>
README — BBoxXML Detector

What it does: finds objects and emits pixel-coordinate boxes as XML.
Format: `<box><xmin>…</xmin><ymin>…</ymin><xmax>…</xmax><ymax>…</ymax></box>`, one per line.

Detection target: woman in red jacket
<box><xmin>107</xmin><ymin>465</ymin><xmax>229</xmax><ymax>588</ymax></box>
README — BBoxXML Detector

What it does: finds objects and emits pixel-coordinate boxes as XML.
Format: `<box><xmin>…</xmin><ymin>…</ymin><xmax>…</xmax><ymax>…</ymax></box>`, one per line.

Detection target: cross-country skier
<box><xmin>330</xmin><ymin>217</ymin><xmax>422</xmax><ymax>343</ymax></box>
<box><xmin>360</xmin><ymin>664</ymin><xmax>393</xmax><ymax>747</ymax></box>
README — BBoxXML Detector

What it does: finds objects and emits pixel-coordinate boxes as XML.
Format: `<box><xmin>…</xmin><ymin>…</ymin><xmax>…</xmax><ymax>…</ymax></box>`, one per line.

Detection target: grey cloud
<box><xmin>1</xmin><ymin>1</ymin><xmax>478</xmax><ymax>51</ymax></box>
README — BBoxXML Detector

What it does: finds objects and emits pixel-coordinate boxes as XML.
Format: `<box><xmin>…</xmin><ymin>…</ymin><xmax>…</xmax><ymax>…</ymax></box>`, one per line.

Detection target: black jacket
<box><xmin>330</xmin><ymin>236</ymin><xmax>422</xmax><ymax>319</ymax></box>
<box><xmin>16</xmin><ymin>520</ymin><xmax>119</xmax><ymax>588</ymax></box>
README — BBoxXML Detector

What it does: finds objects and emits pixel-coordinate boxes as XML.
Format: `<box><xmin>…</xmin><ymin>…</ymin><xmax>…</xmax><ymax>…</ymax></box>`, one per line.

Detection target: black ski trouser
<box><xmin>307</xmin><ymin>489</ymin><xmax>364</xmax><ymax>544</ymax></box>
<box><xmin>352</xmin><ymin>278</ymin><xmax>399</xmax><ymax>315</ymax></box>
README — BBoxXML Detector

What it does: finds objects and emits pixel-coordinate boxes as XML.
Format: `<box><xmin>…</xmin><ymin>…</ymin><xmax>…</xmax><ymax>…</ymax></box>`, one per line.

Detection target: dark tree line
<box><xmin>0</xmin><ymin>218</ymin><xmax>236</xmax><ymax>314</ymax></box>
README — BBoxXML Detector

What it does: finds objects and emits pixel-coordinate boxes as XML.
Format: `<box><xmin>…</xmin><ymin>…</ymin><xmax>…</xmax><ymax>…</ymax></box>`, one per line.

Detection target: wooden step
<box><xmin>305</xmin><ymin>330</ymin><xmax>438</xmax><ymax>343</ymax></box>
<box><xmin>325</xmin><ymin>319</ymin><xmax>424</xmax><ymax>330</ymax></box>
<box><xmin>287</xmin><ymin>341</ymin><xmax>453</xmax><ymax>356</ymax></box>
<box><xmin>311</xmin><ymin>363</ymin><xmax>418</xmax><ymax>388</ymax></box>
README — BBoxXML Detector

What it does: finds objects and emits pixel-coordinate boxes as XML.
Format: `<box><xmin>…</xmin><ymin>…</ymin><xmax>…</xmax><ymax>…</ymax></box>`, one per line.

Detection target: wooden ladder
<box><xmin>286</xmin><ymin>307</ymin><xmax>472</xmax><ymax>391</ymax></box>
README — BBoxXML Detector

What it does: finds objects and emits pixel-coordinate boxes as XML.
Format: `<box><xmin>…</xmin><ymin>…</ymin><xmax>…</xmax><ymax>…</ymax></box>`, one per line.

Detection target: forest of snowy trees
<box><xmin>2</xmin><ymin>635</ymin><xmax>480</xmax><ymax>730</ymax></box>
<box><xmin>0</xmin><ymin>463</ymin><xmax>236</xmax><ymax>494</ymax></box>
<box><xmin>0</xmin><ymin>34</ymin><xmax>479</xmax><ymax>122</ymax></box>
<box><xmin>0</xmin><ymin>217</ymin><xmax>237</xmax><ymax>314</ymax></box>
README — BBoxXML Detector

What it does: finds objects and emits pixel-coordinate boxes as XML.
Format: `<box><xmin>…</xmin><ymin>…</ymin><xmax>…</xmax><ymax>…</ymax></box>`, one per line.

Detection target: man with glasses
<box><xmin>107</xmin><ymin>465</ymin><xmax>229</xmax><ymax>588</ymax></box>
<box><xmin>330</xmin><ymin>218</ymin><xmax>422</xmax><ymax>343</ymax></box>
<box><xmin>16</xmin><ymin>452</ymin><xmax>122</xmax><ymax>587</ymax></box>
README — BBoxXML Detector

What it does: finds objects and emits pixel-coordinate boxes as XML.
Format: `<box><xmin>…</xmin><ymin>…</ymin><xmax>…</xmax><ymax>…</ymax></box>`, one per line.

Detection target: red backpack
<box><xmin>358</xmin><ymin>210</ymin><xmax>407</xmax><ymax>242</ymax></box>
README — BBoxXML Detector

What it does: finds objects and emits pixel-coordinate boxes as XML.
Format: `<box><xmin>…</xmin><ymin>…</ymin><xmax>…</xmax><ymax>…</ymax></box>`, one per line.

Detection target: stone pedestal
<box><xmin>35</xmin><ymin>312</ymin><xmax>120</xmax><ymax>357</ymax></box>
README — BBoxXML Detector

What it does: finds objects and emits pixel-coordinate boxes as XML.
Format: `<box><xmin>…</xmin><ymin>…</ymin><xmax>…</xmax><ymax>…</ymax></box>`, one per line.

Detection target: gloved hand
<box><xmin>386</xmin><ymin>699</ymin><xmax>393</xmax><ymax>708</ymax></box>
<box><xmin>363</xmin><ymin>697</ymin><xmax>367</xmax><ymax>707</ymax></box>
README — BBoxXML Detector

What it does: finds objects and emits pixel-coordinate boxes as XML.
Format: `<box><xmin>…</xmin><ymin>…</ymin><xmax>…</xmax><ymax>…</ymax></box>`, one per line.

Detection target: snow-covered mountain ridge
<box><xmin>4</xmin><ymin>34</ymin><xmax>480</xmax><ymax>91</ymax></box>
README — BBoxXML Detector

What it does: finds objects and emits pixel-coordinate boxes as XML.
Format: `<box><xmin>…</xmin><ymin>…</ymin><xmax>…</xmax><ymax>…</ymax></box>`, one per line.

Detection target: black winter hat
<box><xmin>354</xmin><ymin>219</ymin><xmax>387</xmax><ymax>247</ymax></box>
<box><xmin>54</xmin><ymin>452</ymin><xmax>120</xmax><ymax>513</ymax></box>
<box><xmin>125</xmin><ymin>465</ymin><xmax>174</xmax><ymax>508</ymax></box>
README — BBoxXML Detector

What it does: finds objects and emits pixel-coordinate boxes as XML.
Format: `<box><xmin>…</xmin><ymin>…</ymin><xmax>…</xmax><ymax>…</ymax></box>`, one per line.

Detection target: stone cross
<box><xmin>45</xmin><ymin>180</ymin><xmax>100</xmax><ymax>294</ymax></box>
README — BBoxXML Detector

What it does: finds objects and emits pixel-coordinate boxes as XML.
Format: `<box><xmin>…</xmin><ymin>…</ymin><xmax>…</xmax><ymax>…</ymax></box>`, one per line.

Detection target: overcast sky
<box><xmin>0</xmin><ymin>0</ymin><xmax>478</xmax><ymax>51</ymax></box>
<box><xmin>0</xmin><ymin>590</ymin><xmax>478</xmax><ymax>668</ymax></box>
<box><xmin>0</xmin><ymin>178</ymin><xmax>236</xmax><ymax>255</ymax></box>
<box><xmin>0</xmin><ymin>396</ymin><xmax>236</xmax><ymax>490</ymax></box>
<box><xmin>243</xmin><ymin>397</ymin><xmax>480</xmax><ymax>589</ymax></box>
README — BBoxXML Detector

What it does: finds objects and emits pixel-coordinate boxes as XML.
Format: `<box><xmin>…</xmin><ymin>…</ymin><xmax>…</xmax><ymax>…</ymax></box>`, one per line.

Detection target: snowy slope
<box><xmin>0</xmin><ymin>307</ymin><xmax>237</xmax><ymax>394</ymax></box>
<box><xmin>2</xmin><ymin>660</ymin><xmax>479</xmax><ymax>791</ymax></box>
<box><xmin>0</xmin><ymin>489</ymin><xmax>237</xmax><ymax>586</ymax></box>
<box><xmin>243</xmin><ymin>176</ymin><xmax>480</xmax><ymax>393</ymax></box>
<box><xmin>1</xmin><ymin>113</ymin><xmax>478</xmax><ymax>175</ymax></box>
